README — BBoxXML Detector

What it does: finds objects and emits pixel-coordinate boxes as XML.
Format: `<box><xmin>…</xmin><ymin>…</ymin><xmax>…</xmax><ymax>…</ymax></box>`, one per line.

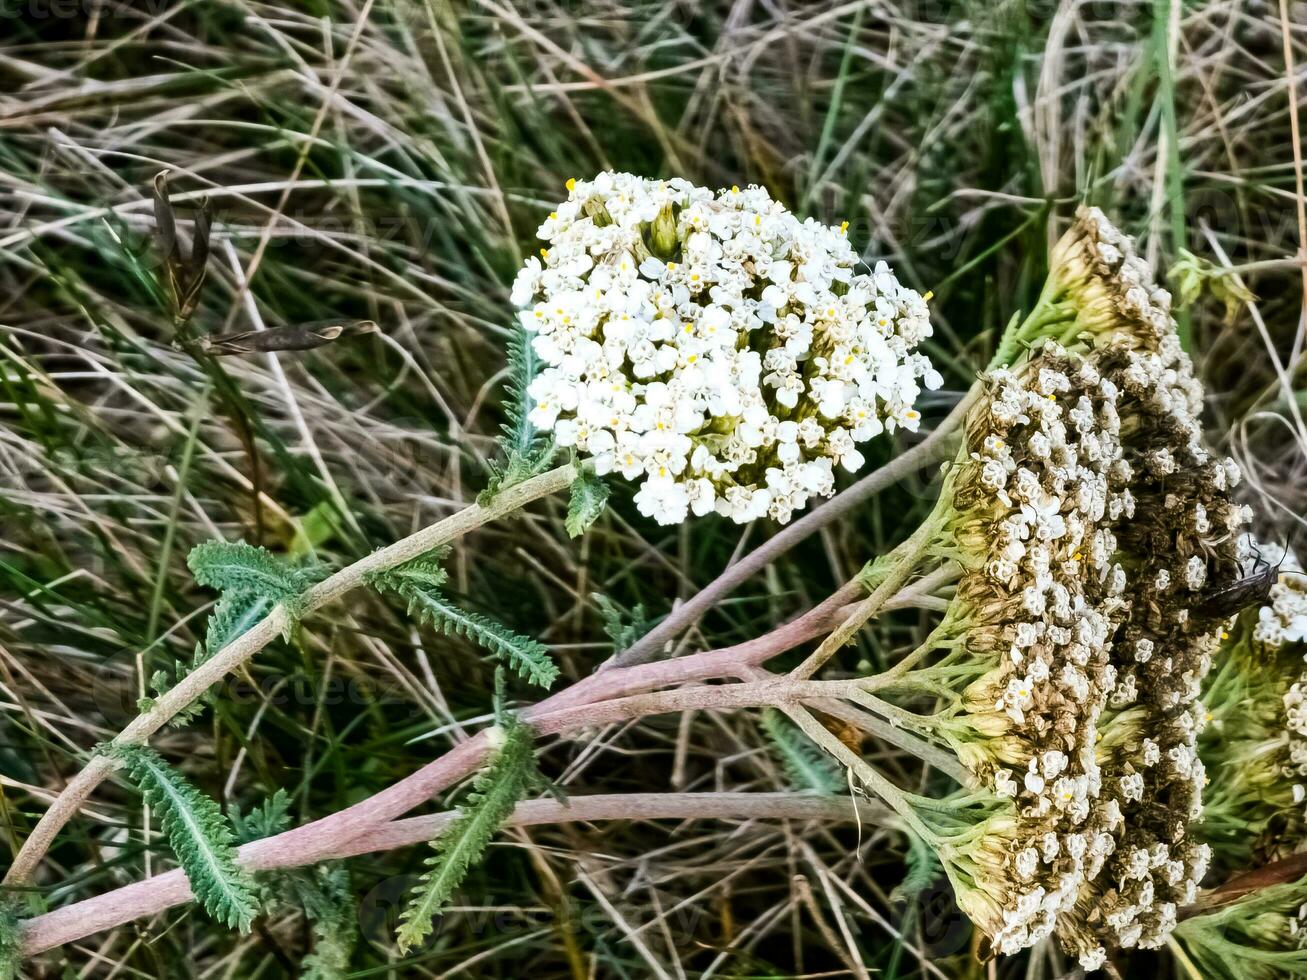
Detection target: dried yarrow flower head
<box><xmin>901</xmin><ymin>210</ymin><xmax>1249</xmax><ymax>970</ymax></box>
<box><xmin>1173</xmin><ymin>877</ymin><xmax>1307</xmax><ymax>980</ymax></box>
<box><xmin>510</xmin><ymin>172</ymin><xmax>941</xmax><ymax>525</ymax></box>
<box><xmin>1054</xmin><ymin>334</ymin><xmax>1247</xmax><ymax>966</ymax></box>
<box><xmin>1201</xmin><ymin>543</ymin><xmax>1307</xmax><ymax>871</ymax></box>
<box><xmin>1041</xmin><ymin>206</ymin><xmax>1176</xmax><ymax>346</ymax></box>
<box><xmin>993</xmin><ymin>206</ymin><xmax>1175</xmax><ymax>367</ymax></box>
<box><xmin>923</xmin><ymin>342</ymin><xmax>1127</xmax><ymax>958</ymax></box>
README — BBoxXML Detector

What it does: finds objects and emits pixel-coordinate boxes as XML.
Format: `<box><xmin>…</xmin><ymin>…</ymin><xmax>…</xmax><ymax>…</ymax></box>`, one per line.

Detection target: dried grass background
<box><xmin>1</xmin><ymin>0</ymin><xmax>1306</xmax><ymax>976</ymax></box>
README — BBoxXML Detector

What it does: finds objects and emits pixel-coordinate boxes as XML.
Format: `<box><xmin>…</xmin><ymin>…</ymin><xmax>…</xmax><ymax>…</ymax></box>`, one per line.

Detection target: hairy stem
<box><xmin>19</xmin><ymin>681</ymin><xmax>882</xmax><ymax>955</ymax></box>
<box><xmin>3</xmin><ymin>463</ymin><xmax>579</xmax><ymax>888</ymax></box>
<box><xmin>15</xmin><ymin>559</ymin><xmax>956</xmax><ymax>956</ymax></box>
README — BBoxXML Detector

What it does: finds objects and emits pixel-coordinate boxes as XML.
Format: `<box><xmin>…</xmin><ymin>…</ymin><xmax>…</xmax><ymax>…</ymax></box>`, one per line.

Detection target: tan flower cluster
<box><xmin>1059</xmin><ymin>338</ymin><xmax>1246</xmax><ymax>963</ymax></box>
<box><xmin>931</xmin><ymin>342</ymin><xmax>1126</xmax><ymax>957</ymax></box>
<box><xmin>912</xmin><ymin>208</ymin><xmax>1249</xmax><ymax>970</ymax></box>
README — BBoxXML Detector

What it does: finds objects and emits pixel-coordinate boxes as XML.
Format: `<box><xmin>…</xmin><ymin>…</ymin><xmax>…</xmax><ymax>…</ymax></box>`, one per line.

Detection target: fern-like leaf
<box><xmin>593</xmin><ymin>593</ymin><xmax>653</xmax><ymax>652</ymax></box>
<box><xmin>565</xmin><ymin>469</ymin><xmax>609</xmax><ymax>538</ymax></box>
<box><xmin>503</xmin><ymin>322</ymin><xmax>542</xmax><ymax>463</ymax></box>
<box><xmin>110</xmin><ymin>744</ymin><xmax>260</xmax><ymax>931</ymax></box>
<box><xmin>395</xmin><ymin>720</ymin><xmax>536</xmax><ymax>952</ymax></box>
<box><xmin>892</xmin><ymin>829</ymin><xmax>942</xmax><ymax>902</ymax></box>
<box><xmin>149</xmin><ymin>591</ymin><xmax>274</xmax><ymax>725</ymax></box>
<box><xmin>478</xmin><ymin>324</ymin><xmax>555</xmax><ymax>504</ymax></box>
<box><xmin>204</xmin><ymin>592</ymin><xmax>274</xmax><ymax>657</ymax></box>
<box><xmin>295</xmin><ymin>866</ymin><xmax>357</xmax><ymax>980</ymax></box>
<box><xmin>230</xmin><ymin>792</ymin><xmax>357</xmax><ymax>977</ymax></box>
<box><xmin>762</xmin><ymin>708</ymin><xmax>842</xmax><ymax>794</ymax></box>
<box><xmin>231</xmin><ymin>787</ymin><xmax>293</xmax><ymax>842</ymax></box>
<box><xmin>365</xmin><ymin>550</ymin><xmax>449</xmax><ymax>594</ymax></box>
<box><xmin>370</xmin><ymin>559</ymin><xmax>557</xmax><ymax>688</ymax></box>
<box><xmin>188</xmin><ymin>541</ymin><xmax>303</xmax><ymax>602</ymax></box>
<box><xmin>405</xmin><ymin>589</ymin><xmax>557</xmax><ymax>688</ymax></box>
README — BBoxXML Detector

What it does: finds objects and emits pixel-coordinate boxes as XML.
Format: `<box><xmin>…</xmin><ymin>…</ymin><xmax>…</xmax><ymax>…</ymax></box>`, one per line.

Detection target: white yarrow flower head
<box><xmin>511</xmin><ymin>172</ymin><xmax>940</xmax><ymax>526</ymax></box>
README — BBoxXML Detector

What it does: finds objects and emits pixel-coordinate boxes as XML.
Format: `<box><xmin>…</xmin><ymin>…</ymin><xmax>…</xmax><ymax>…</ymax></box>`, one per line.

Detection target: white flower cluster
<box><xmin>511</xmin><ymin>172</ymin><xmax>940</xmax><ymax>525</ymax></box>
<box><xmin>1253</xmin><ymin>547</ymin><xmax>1307</xmax><ymax>811</ymax></box>
<box><xmin>1255</xmin><ymin>545</ymin><xmax>1307</xmax><ymax>648</ymax></box>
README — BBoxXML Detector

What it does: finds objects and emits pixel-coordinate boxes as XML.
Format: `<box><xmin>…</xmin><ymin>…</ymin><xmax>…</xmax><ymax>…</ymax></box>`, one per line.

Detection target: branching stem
<box><xmin>3</xmin><ymin>463</ymin><xmax>580</xmax><ymax>888</ymax></box>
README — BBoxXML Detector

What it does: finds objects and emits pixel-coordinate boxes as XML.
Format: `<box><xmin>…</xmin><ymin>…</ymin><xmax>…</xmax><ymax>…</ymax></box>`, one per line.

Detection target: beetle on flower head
<box><xmin>511</xmin><ymin>172</ymin><xmax>942</xmax><ymax>526</ymax></box>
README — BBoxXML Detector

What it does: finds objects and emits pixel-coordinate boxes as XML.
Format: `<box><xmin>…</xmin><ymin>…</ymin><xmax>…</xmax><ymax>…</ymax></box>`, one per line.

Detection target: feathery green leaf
<box><xmin>295</xmin><ymin>866</ymin><xmax>358</xmax><ymax>980</ymax></box>
<box><xmin>110</xmin><ymin>744</ymin><xmax>260</xmax><ymax>932</ymax></box>
<box><xmin>478</xmin><ymin>323</ymin><xmax>555</xmax><ymax>504</ymax></box>
<box><xmin>893</xmin><ymin>829</ymin><xmax>942</xmax><ymax>902</ymax></box>
<box><xmin>402</xmin><ymin>589</ymin><xmax>558</xmax><ymax>688</ymax></box>
<box><xmin>593</xmin><ymin>593</ymin><xmax>654</xmax><ymax>652</ymax></box>
<box><xmin>370</xmin><ymin>559</ymin><xmax>557</xmax><ymax>688</ymax></box>
<box><xmin>231</xmin><ymin>787</ymin><xmax>293</xmax><ymax>842</ymax></box>
<box><xmin>395</xmin><ymin>720</ymin><xmax>536</xmax><ymax>952</ymax></box>
<box><xmin>188</xmin><ymin>541</ymin><xmax>303</xmax><ymax>602</ymax></box>
<box><xmin>204</xmin><ymin>592</ymin><xmax>275</xmax><ymax>657</ymax></box>
<box><xmin>762</xmin><ymin>708</ymin><xmax>842</xmax><ymax>794</ymax></box>
<box><xmin>149</xmin><ymin>591</ymin><xmax>274</xmax><ymax>726</ymax></box>
<box><xmin>230</xmin><ymin>792</ymin><xmax>356</xmax><ymax>977</ymax></box>
<box><xmin>565</xmin><ymin>469</ymin><xmax>609</xmax><ymax>538</ymax></box>
<box><xmin>503</xmin><ymin>321</ymin><xmax>542</xmax><ymax>463</ymax></box>
<box><xmin>364</xmin><ymin>550</ymin><xmax>449</xmax><ymax>594</ymax></box>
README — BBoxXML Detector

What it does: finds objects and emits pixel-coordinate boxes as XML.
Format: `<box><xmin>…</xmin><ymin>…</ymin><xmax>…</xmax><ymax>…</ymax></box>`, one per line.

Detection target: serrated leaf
<box><xmin>151</xmin><ymin>592</ymin><xmax>273</xmax><ymax>727</ymax></box>
<box><xmin>231</xmin><ymin>787</ymin><xmax>293</xmax><ymax>842</ymax></box>
<box><xmin>762</xmin><ymin>708</ymin><xmax>842</xmax><ymax>794</ymax></box>
<box><xmin>565</xmin><ymin>470</ymin><xmax>609</xmax><ymax>538</ymax></box>
<box><xmin>592</xmin><ymin>593</ymin><xmax>653</xmax><ymax>651</ymax></box>
<box><xmin>395</xmin><ymin>721</ymin><xmax>536</xmax><ymax>952</ymax></box>
<box><xmin>478</xmin><ymin>323</ymin><xmax>555</xmax><ymax>504</ymax></box>
<box><xmin>400</xmin><ymin>589</ymin><xmax>558</xmax><ymax>689</ymax></box>
<box><xmin>365</xmin><ymin>551</ymin><xmax>449</xmax><ymax>594</ymax></box>
<box><xmin>204</xmin><ymin>592</ymin><xmax>274</xmax><ymax>657</ymax></box>
<box><xmin>110</xmin><ymin>744</ymin><xmax>259</xmax><ymax>932</ymax></box>
<box><xmin>504</xmin><ymin>322</ymin><xmax>542</xmax><ymax>462</ymax></box>
<box><xmin>296</xmin><ymin>866</ymin><xmax>357</xmax><ymax>980</ymax></box>
<box><xmin>370</xmin><ymin>560</ymin><xmax>557</xmax><ymax>688</ymax></box>
<box><xmin>187</xmin><ymin>541</ymin><xmax>304</xmax><ymax>604</ymax></box>
<box><xmin>892</xmin><ymin>828</ymin><xmax>942</xmax><ymax>902</ymax></box>
<box><xmin>233</xmin><ymin>795</ymin><xmax>357</xmax><ymax>978</ymax></box>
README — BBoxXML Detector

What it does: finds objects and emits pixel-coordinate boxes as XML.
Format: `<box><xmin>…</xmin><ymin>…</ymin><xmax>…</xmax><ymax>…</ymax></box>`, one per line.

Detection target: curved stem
<box><xmin>783</xmin><ymin>704</ymin><xmax>938</xmax><ymax>845</ymax></box>
<box><xmin>20</xmin><ymin>792</ymin><xmax>878</xmax><ymax>957</ymax></box>
<box><xmin>14</xmin><ymin>561</ymin><xmax>951</xmax><ymax>957</ymax></box>
<box><xmin>3</xmin><ymin>463</ymin><xmax>580</xmax><ymax>888</ymax></box>
<box><xmin>19</xmin><ymin>676</ymin><xmax>880</xmax><ymax>957</ymax></box>
<box><xmin>10</xmin><ymin>404</ymin><xmax>974</xmax><ymax>948</ymax></box>
<box><xmin>791</xmin><ymin>517</ymin><xmax>947</xmax><ymax>682</ymax></box>
<box><xmin>606</xmin><ymin>383</ymin><xmax>982</xmax><ymax>670</ymax></box>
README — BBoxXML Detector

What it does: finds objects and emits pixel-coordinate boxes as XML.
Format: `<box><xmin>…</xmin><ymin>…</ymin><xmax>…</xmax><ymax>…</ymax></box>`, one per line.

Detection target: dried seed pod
<box><xmin>152</xmin><ymin>170</ymin><xmax>212</xmax><ymax>327</ymax></box>
<box><xmin>198</xmin><ymin>320</ymin><xmax>378</xmax><ymax>356</ymax></box>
